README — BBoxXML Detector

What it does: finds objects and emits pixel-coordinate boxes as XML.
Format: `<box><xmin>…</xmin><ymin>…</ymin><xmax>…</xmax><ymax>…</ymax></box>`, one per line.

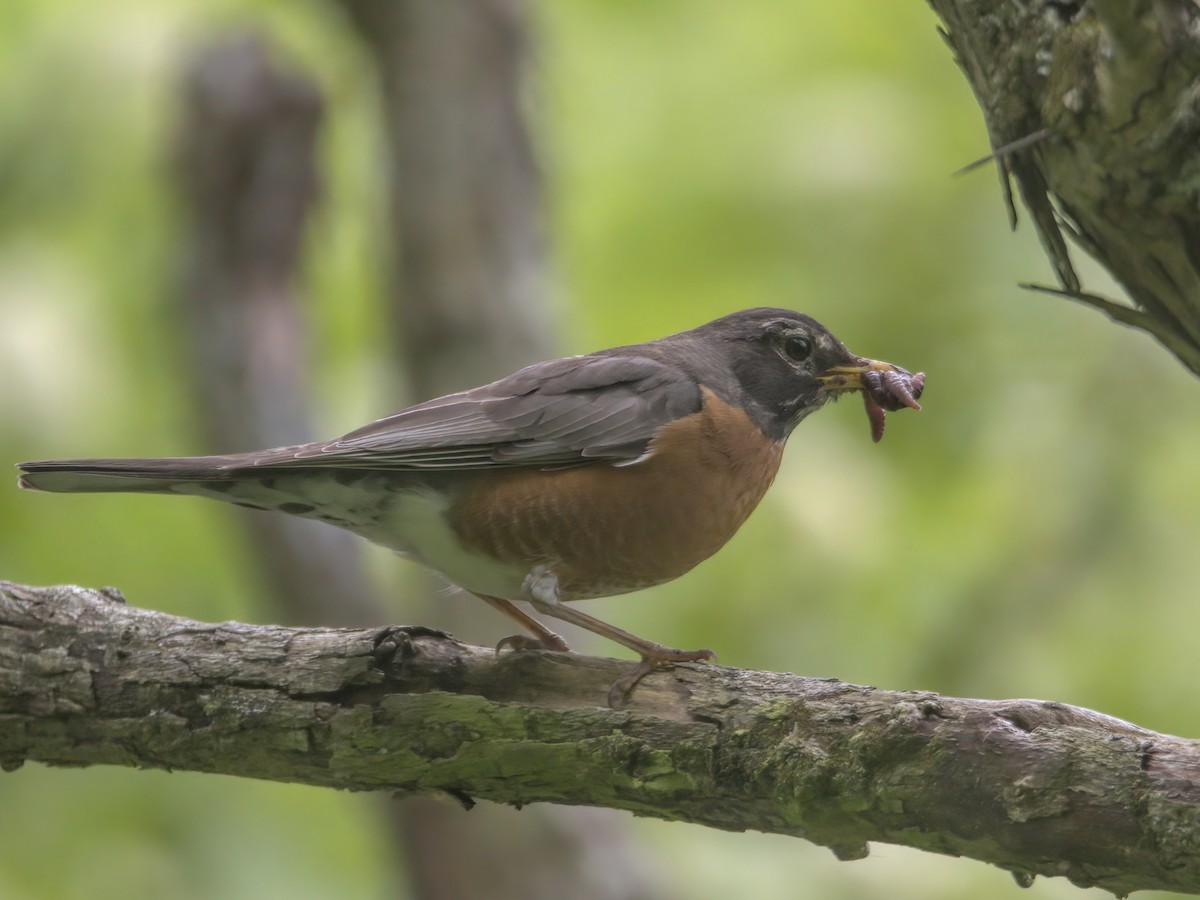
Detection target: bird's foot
<box><xmin>608</xmin><ymin>645</ymin><xmax>716</xmax><ymax>708</ymax></box>
<box><xmin>495</xmin><ymin>631</ymin><xmax>571</xmax><ymax>654</ymax></box>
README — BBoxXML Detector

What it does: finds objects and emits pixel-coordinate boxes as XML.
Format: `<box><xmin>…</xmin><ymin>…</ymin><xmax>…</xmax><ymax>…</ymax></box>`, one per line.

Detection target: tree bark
<box><xmin>929</xmin><ymin>0</ymin><xmax>1200</xmax><ymax>377</ymax></box>
<box><xmin>3</xmin><ymin>581</ymin><xmax>1198</xmax><ymax>898</ymax></box>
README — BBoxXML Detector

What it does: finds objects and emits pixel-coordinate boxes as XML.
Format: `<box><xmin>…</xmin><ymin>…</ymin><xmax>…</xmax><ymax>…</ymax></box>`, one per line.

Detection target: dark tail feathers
<box><xmin>17</xmin><ymin>457</ymin><xmax>244</xmax><ymax>493</ymax></box>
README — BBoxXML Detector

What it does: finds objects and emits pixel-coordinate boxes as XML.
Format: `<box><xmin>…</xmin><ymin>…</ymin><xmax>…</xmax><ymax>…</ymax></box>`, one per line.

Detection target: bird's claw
<box><xmin>495</xmin><ymin>632</ymin><xmax>571</xmax><ymax>654</ymax></box>
<box><xmin>607</xmin><ymin>647</ymin><xmax>716</xmax><ymax>708</ymax></box>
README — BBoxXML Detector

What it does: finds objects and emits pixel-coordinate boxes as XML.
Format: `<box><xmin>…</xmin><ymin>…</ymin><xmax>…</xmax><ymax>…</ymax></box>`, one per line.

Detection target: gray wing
<box><xmin>248</xmin><ymin>354</ymin><xmax>701</xmax><ymax>471</ymax></box>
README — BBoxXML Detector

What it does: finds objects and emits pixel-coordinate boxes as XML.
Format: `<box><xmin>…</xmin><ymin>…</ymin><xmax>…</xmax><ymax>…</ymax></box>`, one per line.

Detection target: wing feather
<box><xmin>244</xmin><ymin>354</ymin><xmax>699</xmax><ymax>472</ymax></box>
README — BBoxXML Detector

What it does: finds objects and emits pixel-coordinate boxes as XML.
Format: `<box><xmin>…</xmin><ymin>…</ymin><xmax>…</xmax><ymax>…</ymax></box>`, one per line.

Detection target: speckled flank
<box><xmin>174</xmin><ymin>471</ymin><xmax>398</xmax><ymax>535</ymax></box>
<box><xmin>167</xmin><ymin>470</ymin><xmax>529</xmax><ymax>600</ymax></box>
<box><xmin>447</xmin><ymin>388</ymin><xmax>783</xmax><ymax>600</ymax></box>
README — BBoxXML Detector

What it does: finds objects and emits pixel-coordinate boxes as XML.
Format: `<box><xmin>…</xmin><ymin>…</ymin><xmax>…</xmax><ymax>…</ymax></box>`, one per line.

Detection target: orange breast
<box><xmin>447</xmin><ymin>389</ymin><xmax>784</xmax><ymax>599</ymax></box>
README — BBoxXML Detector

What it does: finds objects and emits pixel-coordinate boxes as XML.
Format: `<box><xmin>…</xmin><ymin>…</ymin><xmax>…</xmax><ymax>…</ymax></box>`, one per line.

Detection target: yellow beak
<box><xmin>817</xmin><ymin>359</ymin><xmax>916</xmax><ymax>396</ymax></box>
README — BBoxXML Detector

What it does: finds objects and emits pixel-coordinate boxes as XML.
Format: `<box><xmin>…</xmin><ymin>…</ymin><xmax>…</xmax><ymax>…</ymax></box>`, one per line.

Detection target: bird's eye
<box><xmin>781</xmin><ymin>335</ymin><xmax>812</xmax><ymax>363</ymax></box>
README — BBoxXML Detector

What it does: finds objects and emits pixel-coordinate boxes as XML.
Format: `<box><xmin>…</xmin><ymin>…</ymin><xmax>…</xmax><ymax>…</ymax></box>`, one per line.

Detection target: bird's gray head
<box><xmin>666</xmin><ymin>307</ymin><xmax>922</xmax><ymax>441</ymax></box>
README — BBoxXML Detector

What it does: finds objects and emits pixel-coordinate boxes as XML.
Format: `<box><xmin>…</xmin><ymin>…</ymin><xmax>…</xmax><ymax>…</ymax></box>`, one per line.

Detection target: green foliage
<box><xmin>0</xmin><ymin>1</ymin><xmax>1193</xmax><ymax>898</ymax></box>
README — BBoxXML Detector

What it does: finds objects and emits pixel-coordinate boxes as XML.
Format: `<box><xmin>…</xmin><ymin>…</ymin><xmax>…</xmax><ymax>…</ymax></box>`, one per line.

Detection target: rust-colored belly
<box><xmin>447</xmin><ymin>390</ymin><xmax>784</xmax><ymax>600</ymax></box>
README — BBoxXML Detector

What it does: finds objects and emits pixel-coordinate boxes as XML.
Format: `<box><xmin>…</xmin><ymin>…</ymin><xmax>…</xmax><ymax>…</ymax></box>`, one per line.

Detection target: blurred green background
<box><xmin>2</xmin><ymin>1</ymin><xmax>1197</xmax><ymax>898</ymax></box>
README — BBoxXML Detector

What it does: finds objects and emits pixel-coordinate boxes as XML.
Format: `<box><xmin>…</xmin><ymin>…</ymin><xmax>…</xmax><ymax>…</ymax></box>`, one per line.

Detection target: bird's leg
<box><xmin>472</xmin><ymin>592</ymin><xmax>571</xmax><ymax>653</ymax></box>
<box><xmin>522</xmin><ymin>566</ymin><xmax>715</xmax><ymax>707</ymax></box>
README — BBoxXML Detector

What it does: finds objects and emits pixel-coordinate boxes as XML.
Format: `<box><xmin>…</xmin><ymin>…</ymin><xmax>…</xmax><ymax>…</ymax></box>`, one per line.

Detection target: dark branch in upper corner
<box><xmin>930</xmin><ymin>0</ymin><xmax>1200</xmax><ymax>378</ymax></box>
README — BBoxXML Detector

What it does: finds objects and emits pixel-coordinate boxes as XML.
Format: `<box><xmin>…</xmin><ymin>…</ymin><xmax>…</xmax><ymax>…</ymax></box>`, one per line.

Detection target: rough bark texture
<box><xmin>3</xmin><ymin>582</ymin><xmax>1198</xmax><ymax>897</ymax></box>
<box><xmin>930</xmin><ymin>0</ymin><xmax>1200</xmax><ymax>376</ymax></box>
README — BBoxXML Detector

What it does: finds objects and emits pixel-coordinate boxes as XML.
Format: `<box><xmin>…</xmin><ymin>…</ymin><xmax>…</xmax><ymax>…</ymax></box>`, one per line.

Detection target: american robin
<box><xmin>18</xmin><ymin>308</ymin><xmax>924</xmax><ymax>704</ymax></box>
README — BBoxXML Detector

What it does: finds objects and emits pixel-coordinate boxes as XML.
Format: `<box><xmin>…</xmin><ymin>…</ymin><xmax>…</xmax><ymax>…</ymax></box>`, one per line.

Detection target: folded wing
<box><xmin>254</xmin><ymin>353</ymin><xmax>702</xmax><ymax>471</ymax></box>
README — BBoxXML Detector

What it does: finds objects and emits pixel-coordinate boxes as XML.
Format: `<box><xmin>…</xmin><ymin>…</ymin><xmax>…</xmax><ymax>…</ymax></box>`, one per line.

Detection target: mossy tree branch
<box><xmin>2</xmin><ymin>582</ymin><xmax>1198</xmax><ymax>896</ymax></box>
<box><xmin>929</xmin><ymin>0</ymin><xmax>1200</xmax><ymax>377</ymax></box>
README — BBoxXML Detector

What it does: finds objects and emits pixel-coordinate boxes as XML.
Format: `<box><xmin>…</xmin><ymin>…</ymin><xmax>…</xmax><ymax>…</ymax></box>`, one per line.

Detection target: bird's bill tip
<box><xmin>817</xmin><ymin>358</ymin><xmax>926</xmax><ymax>442</ymax></box>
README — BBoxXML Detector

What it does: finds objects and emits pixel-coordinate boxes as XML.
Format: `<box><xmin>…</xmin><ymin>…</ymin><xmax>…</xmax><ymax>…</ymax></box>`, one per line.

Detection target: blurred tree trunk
<box><xmin>175</xmin><ymin>34</ymin><xmax>383</xmax><ymax>628</ymax></box>
<box><xmin>334</xmin><ymin>5</ymin><xmax>657</xmax><ymax>900</ymax></box>
<box><xmin>929</xmin><ymin>0</ymin><xmax>1200</xmax><ymax>377</ymax></box>
<box><xmin>339</xmin><ymin>0</ymin><xmax>555</xmax><ymax>399</ymax></box>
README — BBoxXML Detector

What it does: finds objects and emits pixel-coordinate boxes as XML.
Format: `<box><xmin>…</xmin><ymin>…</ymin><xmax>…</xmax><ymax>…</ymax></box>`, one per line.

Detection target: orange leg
<box><xmin>531</xmin><ymin>600</ymin><xmax>714</xmax><ymax>706</ymax></box>
<box><xmin>472</xmin><ymin>592</ymin><xmax>570</xmax><ymax>652</ymax></box>
<box><xmin>477</xmin><ymin>568</ymin><xmax>715</xmax><ymax>706</ymax></box>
